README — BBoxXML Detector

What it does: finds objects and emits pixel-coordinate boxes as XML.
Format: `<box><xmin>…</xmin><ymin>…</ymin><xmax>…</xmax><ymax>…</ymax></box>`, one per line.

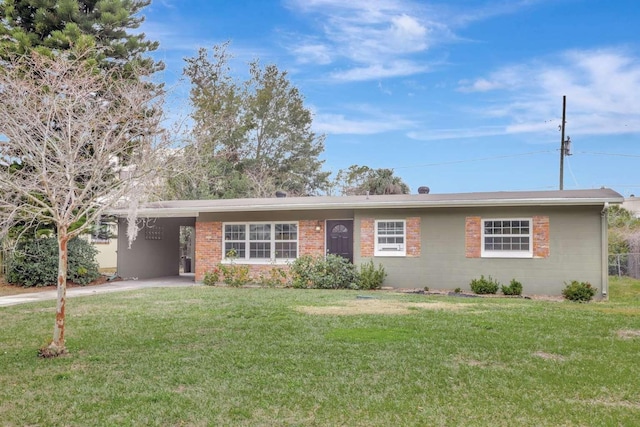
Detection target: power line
<box><xmin>393</xmin><ymin>150</ymin><xmax>554</xmax><ymax>170</ymax></box>
<box><xmin>577</xmin><ymin>151</ymin><xmax>640</xmax><ymax>158</ymax></box>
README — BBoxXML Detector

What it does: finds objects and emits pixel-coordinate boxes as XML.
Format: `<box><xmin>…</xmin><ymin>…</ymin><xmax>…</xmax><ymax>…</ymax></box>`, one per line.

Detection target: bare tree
<box><xmin>0</xmin><ymin>51</ymin><xmax>168</xmax><ymax>357</ymax></box>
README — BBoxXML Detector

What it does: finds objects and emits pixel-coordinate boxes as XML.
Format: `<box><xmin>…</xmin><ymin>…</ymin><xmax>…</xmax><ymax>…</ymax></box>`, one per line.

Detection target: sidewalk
<box><xmin>0</xmin><ymin>275</ymin><xmax>199</xmax><ymax>307</ymax></box>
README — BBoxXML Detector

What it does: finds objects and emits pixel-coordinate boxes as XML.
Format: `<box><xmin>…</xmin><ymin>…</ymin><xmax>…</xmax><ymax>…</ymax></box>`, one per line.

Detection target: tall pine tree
<box><xmin>0</xmin><ymin>0</ymin><xmax>161</xmax><ymax>76</ymax></box>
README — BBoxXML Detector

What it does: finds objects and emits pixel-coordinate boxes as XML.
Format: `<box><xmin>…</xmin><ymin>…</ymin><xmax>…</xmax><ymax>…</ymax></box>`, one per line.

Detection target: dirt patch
<box><xmin>616</xmin><ymin>329</ymin><xmax>640</xmax><ymax>340</ymax></box>
<box><xmin>464</xmin><ymin>359</ymin><xmax>486</xmax><ymax>367</ymax></box>
<box><xmin>570</xmin><ymin>398</ymin><xmax>640</xmax><ymax>409</ymax></box>
<box><xmin>397</xmin><ymin>288</ymin><xmax>565</xmax><ymax>302</ymax></box>
<box><xmin>296</xmin><ymin>299</ymin><xmax>465</xmax><ymax>316</ymax></box>
<box><xmin>533</xmin><ymin>351</ymin><xmax>566</xmax><ymax>361</ymax></box>
<box><xmin>452</xmin><ymin>356</ymin><xmax>509</xmax><ymax>370</ymax></box>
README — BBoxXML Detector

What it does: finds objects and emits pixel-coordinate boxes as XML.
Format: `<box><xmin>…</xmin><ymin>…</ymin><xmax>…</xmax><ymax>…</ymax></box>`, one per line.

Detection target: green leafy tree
<box><xmin>332</xmin><ymin>165</ymin><xmax>410</xmax><ymax>196</ymax></box>
<box><xmin>167</xmin><ymin>43</ymin><xmax>329</xmax><ymax>199</ymax></box>
<box><xmin>0</xmin><ymin>0</ymin><xmax>161</xmax><ymax>76</ymax></box>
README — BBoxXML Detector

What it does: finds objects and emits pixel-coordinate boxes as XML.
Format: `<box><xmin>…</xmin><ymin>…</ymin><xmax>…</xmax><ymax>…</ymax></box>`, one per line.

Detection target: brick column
<box><xmin>406</xmin><ymin>217</ymin><xmax>421</xmax><ymax>257</ymax></box>
<box><xmin>465</xmin><ymin>217</ymin><xmax>481</xmax><ymax>258</ymax></box>
<box><xmin>533</xmin><ymin>216</ymin><xmax>550</xmax><ymax>258</ymax></box>
<box><xmin>195</xmin><ymin>221</ymin><xmax>222</xmax><ymax>281</ymax></box>
<box><xmin>360</xmin><ymin>218</ymin><xmax>375</xmax><ymax>257</ymax></box>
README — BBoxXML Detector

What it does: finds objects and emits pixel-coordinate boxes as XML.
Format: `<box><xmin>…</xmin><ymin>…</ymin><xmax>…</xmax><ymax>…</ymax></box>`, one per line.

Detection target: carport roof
<box><xmin>108</xmin><ymin>188</ymin><xmax>623</xmax><ymax>218</ymax></box>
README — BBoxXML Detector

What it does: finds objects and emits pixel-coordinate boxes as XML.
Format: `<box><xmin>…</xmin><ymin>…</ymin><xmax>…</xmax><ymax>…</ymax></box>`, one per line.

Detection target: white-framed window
<box><xmin>481</xmin><ymin>218</ymin><xmax>532</xmax><ymax>258</ymax></box>
<box><xmin>223</xmin><ymin>222</ymin><xmax>298</xmax><ymax>263</ymax></box>
<box><xmin>375</xmin><ymin>220</ymin><xmax>406</xmax><ymax>256</ymax></box>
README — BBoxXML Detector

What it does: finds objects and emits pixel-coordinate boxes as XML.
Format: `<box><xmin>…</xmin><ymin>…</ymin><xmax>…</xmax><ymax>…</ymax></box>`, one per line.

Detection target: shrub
<box><xmin>289</xmin><ymin>254</ymin><xmax>358</xmax><ymax>289</ymax></box>
<box><xmin>454</xmin><ymin>287</ymin><xmax>461</xmax><ymax>294</ymax></box>
<box><xmin>469</xmin><ymin>275</ymin><xmax>500</xmax><ymax>294</ymax></box>
<box><xmin>314</xmin><ymin>254</ymin><xmax>359</xmax><ymax>289</ymax></box>
<box><xmin>257</xmin><ymin>266</ymin><xmax>288</xmax><ymax>288</ymax></box>
<box><xmin>289</xmin><ymin>255</ymin><xmax>316</xmax><ymax>288</ymax></box>
<box><xmin>203</xmin><ymin>267</ymin><xmax>220</xmax><ymax>286</ymax></box>
<box><xmin>219</xmin><ymin>264</ymin><xmax>251</xmax><ymax>287</ymax></box>
<box><xmin>357</xmin><ymin>260</ymin><xmax>387</xmax><ymax>290</ymax></box>
<box><xmin>502</xmin><ymin>279</ymin><xmax>523</xmax><ymax>296</ymax></box>
<box><xmin>7</xmin><ymin>237</ymin><xmax>100</xmax><ymax>287</ymax></box>
<box><xmin>562</xmin><ymin>280</ymin><xmax>597</xmax><ymax>302</ymax></box>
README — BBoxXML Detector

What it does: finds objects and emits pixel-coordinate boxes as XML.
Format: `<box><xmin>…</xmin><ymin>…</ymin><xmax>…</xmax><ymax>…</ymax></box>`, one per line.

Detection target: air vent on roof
<box><xmin>418</xmin><ymin>186</ymin><xmax>430</xmax><ymax>194</ymax></box>
<box><xmin>275</xmin><ymin>190</ymin><xmax>287</xmax><ymax>198</ymax></box>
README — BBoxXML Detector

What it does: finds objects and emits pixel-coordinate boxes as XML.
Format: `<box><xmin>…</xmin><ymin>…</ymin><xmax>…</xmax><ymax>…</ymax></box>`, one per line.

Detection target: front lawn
<box><xmin>1</xmin><ymin>284</ymin><xmax>639</xmax><ymax>426</ymax></box>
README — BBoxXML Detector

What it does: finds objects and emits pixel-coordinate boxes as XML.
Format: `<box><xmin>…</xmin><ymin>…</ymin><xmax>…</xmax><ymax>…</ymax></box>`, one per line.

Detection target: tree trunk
<box><xmin>41</xmin><ymin>229</ymin><xmax>69</xmax><ymax>357</ymax></box>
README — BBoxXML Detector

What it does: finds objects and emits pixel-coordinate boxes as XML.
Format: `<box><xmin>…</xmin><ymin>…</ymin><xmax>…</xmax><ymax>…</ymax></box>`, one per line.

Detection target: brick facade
<box><xmin>465</xmin><ymin>217</ymin><xmax>482</xmax><ymax>258</ymax></box>
<box><xmin>194</xmin><ymin>214</ymin><xmax>550</xmax><ymax>281</ymax></box>
<box><xmin>532</xmin><ymin>216</ymin><xmax>550</xmax><ymax>258</ymax></box>
<box><xmin>195</xmin><ymin>220</ymin><xmax>326</xmax><ymax>282</ymax></box>
<box><xmin>360</xmin><ymin>218</ymin><xmax>375</xmax><ymax>257</ymax></box>
<box><xmin>299</xmin><ymin>220</ymin><xmax>325</xmax><ymax>257</ymax></box>
<box><xmin>406</xmin><ymin>217</ymin><xmax>421</xmax><ymax>257</ymax></box>
<box><xmin>195</xmin><ymin>221</ymin><xmax>222</xmax><ymax>280</ymax></box>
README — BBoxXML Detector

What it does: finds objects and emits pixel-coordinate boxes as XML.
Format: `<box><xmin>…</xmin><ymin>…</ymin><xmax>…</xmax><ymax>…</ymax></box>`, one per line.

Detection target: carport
<box><xmin>116</xmin><ymin>216</ymin><xmax>196</xmax><ymax>280</ymax></box>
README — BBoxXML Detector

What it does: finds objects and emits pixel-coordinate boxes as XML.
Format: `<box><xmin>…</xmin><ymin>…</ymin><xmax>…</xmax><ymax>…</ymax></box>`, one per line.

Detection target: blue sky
<box><xmin>140</xmin><ymin>0</ymin><xmax>640</xmax><ymax>195</ymax></box>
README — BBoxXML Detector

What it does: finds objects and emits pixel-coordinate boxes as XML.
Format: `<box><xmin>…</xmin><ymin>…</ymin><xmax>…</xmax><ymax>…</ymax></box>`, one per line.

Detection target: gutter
<box><xmin>601</xmin><ymin>202</ymin><xmax>610</xmax><ymax>299</ymax></box>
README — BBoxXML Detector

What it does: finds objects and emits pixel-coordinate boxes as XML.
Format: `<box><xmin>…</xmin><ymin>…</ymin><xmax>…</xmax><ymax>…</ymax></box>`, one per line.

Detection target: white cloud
<box><xmin>312</xmin><ymin>106</ymin><xmax>416</xmax><ymax>135</ymax></box>
<box><xmin>291</xmin><ymin>42</ymin><xmax>334</xmax><ymax>65</ymax></box>
<box><xmin>330</xmin><ymin>61</ymin><xmax>429</xmax><ymax>82</ymax></box>
<box><xmin>440</xmin><ymin>48</ymin><xmax>640</xmax><ymax>139</ymax></box>
<box><xmin>388</xmin><ymin>14</ymin><xmax>428</xmax><ymax>52</ymax></box>
<box><xmin>286</xmin><ymin>0</ymin><xmax>433</xmax><ymax>81</ymax></box>
<box><xmin>285</xmin><ymin>0</ymin><xmax>543</xmax><ymax>82</ymax></box>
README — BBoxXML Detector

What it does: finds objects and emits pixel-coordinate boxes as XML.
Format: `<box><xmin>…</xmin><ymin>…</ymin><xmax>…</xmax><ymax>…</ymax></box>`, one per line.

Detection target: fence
<box><xmin>609</xmin><ymin>253</ymin><xmax>640</xmax><ymax>278</ymax></box>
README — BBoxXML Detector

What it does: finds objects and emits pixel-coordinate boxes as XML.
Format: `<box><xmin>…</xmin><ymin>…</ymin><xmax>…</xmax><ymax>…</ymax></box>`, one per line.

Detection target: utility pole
<box><xmin>559</xmin><ymin>95</ymin><xmax>571</xmax><ymax>190</ymax></box>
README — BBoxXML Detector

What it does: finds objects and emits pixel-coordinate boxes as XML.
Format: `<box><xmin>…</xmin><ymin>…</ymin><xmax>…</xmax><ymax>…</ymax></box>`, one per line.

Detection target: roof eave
<box><xmin>126</xmin><ymin>196</ymin><xmax>623</xmax><ymax>218</ymax></box>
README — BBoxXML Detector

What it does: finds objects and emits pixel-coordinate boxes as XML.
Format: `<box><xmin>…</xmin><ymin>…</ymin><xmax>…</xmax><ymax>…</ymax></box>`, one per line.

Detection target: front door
<box><xmin>326</xmin><ymin>220</ymin><xmax>354</xmax><ymax>262</ymax></box>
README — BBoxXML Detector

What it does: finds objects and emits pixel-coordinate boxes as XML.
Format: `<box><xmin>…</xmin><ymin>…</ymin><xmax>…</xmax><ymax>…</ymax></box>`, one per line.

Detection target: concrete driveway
<box><xmin>0</xmin><ymin>275</ymin><xmax>199</xmax><ymax>307</ymax></box>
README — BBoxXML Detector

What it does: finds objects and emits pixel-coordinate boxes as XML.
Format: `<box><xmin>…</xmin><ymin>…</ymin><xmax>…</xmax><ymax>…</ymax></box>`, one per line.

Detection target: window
<box><xmin>481</xmin><ymin>219</ymin><xmax>532</xmax><ymax>258</ymax></box>
<box><xmin>375</xmin><ymin>220</ymin><xmax>406</xmax><ymax>256</ymax></box>
<box><xmin>91</xmin><ymin>220</ymin><xmax>114</xmax><ymax>244</ymax></box>
<box><xmin>223</xmin><ymin>222</ymin><xmax>298</xmax><ymax>262</ymax></box>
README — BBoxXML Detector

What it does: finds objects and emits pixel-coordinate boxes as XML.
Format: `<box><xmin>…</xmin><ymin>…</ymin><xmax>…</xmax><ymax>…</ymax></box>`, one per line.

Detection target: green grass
<box><xmin>1</xmin><ymin>282</ymin><xmax>640</xmax><ymax>426</ymax></box>
<box><xmin>609</xmin><ymin>275</ymin><xmax>640</xmax><ymax>303</ymax></box>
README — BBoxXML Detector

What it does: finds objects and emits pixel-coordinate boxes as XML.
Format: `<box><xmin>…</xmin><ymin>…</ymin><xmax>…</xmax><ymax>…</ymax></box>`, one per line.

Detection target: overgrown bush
<box><xmin>290</xmin><ymin>254</ymin><xmax>358</xmax><ymax>289</ymax></box>
<box><xmin>257</xmin><ymin>266</ymin><xmax>288</xmax><ymax>288</ymax></box>
<box><xmin>7</xmin><ymin>237</ymin><xmax>100</xmax><ymax>287</ymax></box>
<box><xmin>357</xmin><ymin>260</ymin><xmax>387</xmax><ymax>290</ymax></box>
<box><xmin>219</xmin><ymin>263</ymin><xmax>251</xmax><ymax>287</ymax></box>
<box><xmin>501</xmin><ymin>279</ymin><xmax>523</xmax><ymax>296</ymax></box>
<box><xmin>562</xmin><ymin>280</ymin><xmax>597</xmax><ymax>302</ymax></box>
<box><xmin>469</xmin><ymin>275</ymin><xmax>500</xmax><ymax>294</ymax></box>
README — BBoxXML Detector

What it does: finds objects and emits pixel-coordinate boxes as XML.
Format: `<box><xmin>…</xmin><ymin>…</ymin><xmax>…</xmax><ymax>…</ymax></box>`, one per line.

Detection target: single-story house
<box><xmin>111</xmin><ymin>188</ymin><xmax>623</xmax><ymax>297</ymax></box>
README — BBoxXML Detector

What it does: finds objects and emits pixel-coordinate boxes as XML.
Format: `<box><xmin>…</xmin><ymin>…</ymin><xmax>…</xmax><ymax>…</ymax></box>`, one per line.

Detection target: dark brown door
<box><xmin>326</xmin><ymin>220</ymin><xmax>354</xmax><ymax>262</ymax></box>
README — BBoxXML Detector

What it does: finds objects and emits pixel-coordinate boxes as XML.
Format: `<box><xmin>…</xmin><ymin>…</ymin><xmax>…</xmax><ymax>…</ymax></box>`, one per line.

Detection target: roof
<box><xmin>108</xmin><ymin>188</ymin><xmax>624</xmax><ymax>218</ymax></box>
